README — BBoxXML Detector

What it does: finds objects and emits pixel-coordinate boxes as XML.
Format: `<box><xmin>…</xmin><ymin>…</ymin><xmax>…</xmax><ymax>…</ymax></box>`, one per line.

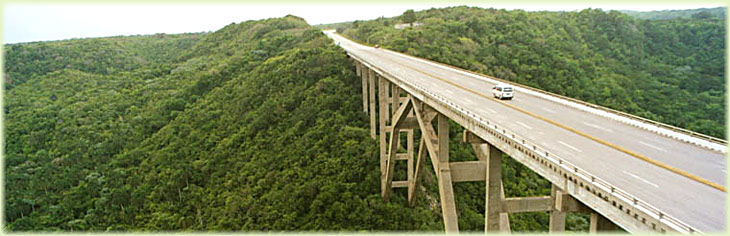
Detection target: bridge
<box><xmin>324</xmin><ymin>30</ymin><xmax>726</xmax><ymax>233</ymax></box>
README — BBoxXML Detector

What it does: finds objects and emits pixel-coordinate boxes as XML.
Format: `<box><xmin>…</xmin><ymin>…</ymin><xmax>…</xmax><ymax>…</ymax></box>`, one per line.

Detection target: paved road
<box><xmin>326</xmin><ymin>31</ymin><xmax>726</xmax><ymax>232</ymax></box>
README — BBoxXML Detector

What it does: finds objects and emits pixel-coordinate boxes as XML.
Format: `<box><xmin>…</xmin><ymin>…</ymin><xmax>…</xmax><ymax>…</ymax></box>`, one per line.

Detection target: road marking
<box><xmin>338</xmin><ymin>33</ymin><xmax>727</xmax><ymax>192</ymax></box>
<box><xmin>582</xmin><ymin>121</ymin><xmax>614</xmax><ymax>133</ymax></box>
<box><xmin>542</xmin><ymin>107</ymin><xmax>556</xmax><ymax>113</ymax></box>
<box><xmin>622</xmin><ymin>171</ymin><xmax>659</xmax><ymax>188</ymax></box>
<box><xmin>558</xmin><ymin>141</ymin><xmax>582</xmax><ymax>152</ymax></box>
<box><xmin>515</xmin><ymin>121</ymin><xmax>532</xmax><ymax>130</ymax></box>
<box><xmin>484</xmin><ymin>108</ymin><xmax>497</xmax><ymax>114</ymax></box>
<box><xmin>639</xmin><ymin>141</ymin><xmax>666</xmax><ymax>152</ymax></box>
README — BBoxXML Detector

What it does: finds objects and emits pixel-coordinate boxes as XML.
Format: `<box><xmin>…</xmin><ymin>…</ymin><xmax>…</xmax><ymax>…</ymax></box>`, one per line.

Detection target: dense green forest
<box><xmin>340</xmin><ymin>6</ymin><xmax>725</xmax><ymax>139</ymax></box>
<box><xmin>621</xmin><ymin>7</ymin><xmax>725</xmax><ymax>20</ymax></box>
<box><xmin>4</xmin><ymin>15</ymin><xmax>456</xmax><ymax>231</ymax></box>
<box><xmin>4</xmin><ymin>7</ymin><xmax>724</xmax><ymax>233</ymax></box>
<box><xmin>4</xmin><ymin>33</ymin><xmax>204</xmax><ymax>90</ymax></box>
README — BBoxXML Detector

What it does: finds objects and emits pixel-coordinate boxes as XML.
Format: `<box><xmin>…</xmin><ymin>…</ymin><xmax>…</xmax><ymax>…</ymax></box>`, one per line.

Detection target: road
<box><xmin>325</xmin><ymin>31</ymin><xmax>726</xmax><ymax>232</ymax></box>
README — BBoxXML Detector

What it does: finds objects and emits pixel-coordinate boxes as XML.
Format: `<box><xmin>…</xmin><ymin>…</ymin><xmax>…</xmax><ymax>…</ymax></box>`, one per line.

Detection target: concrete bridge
<box><xmin>324</xmin><ymin>30</ymin><xmax>726</xmax><ymax>233</ymax></box>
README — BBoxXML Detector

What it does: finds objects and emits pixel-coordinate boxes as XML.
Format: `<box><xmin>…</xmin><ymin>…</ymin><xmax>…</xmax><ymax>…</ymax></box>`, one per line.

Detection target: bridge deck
<box><xmin>327</xmin><ymin>31</ymin><xmax>726</xmax><ymax>232</ymax></box>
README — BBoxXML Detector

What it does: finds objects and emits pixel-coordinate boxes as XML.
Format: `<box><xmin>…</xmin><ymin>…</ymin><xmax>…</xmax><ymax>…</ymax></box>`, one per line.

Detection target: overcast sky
<box><xmin>4</xmin><ymin>1</ymin><xmax>727</xmax><ymax>44</ymax></box>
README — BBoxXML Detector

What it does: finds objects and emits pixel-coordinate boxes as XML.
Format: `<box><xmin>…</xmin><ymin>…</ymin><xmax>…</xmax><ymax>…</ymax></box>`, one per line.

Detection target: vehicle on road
<box><xmin>492</xmin><ymin>83</ymin><xmax>514</xmax><ymax>100</ymax></box>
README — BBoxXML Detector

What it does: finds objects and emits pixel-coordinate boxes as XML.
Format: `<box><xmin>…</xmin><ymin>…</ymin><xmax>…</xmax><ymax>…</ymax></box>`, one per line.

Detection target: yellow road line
<box><xmin>353</xmin><ymin>44</ymin><xmax>726</xmax><ymax>192</ymax></box>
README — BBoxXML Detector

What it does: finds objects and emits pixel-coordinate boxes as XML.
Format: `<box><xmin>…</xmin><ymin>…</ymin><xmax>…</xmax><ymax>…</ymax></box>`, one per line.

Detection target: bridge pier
<box><xmin>356</xmin><ymin>61</ymin><xmax>367</xmax><ymax>113</ymax></box>
<box><xmin>379</xmin><ymin>76</ymin><xmax>388</xmax><ymax>182</ymax></box>
<box><xmin>368</xmin><ymin>68</ymin><xmax>376</xmax><ymax>139</ymax></box>
<box><xmin>590</xmin><ymin>211</ymin><xmax>616</xmax><ymax>233</ymax></box>
<box><xmin>549</xmin><ymin>185</ymin><xmax>567</xmax><ymax>233</ymax></box>
<box><xmin>485</xmin><ymin>142</ymin><xmax>504</xmax><ymax>232</ymax></box>
<box><xmin>436</xmin><ymin>113</ymin><xmax>460</xmax><ymax>233</ymax></box>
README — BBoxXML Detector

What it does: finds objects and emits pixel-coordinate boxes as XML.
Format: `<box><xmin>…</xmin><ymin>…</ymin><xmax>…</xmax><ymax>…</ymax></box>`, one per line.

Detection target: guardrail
<box><xmin>347</xmin><ymin>52</ymin><xmax>697</xmax><ymax>233</ymax></box>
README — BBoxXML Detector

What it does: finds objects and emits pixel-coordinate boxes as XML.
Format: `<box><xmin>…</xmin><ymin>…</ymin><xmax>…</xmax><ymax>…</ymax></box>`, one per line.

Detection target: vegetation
<box><xmin>4</xmin><ymin>33</ymin><xmax>203</xmax><ymax>89</ymax></box>
<box><xmin>621</xmin><ymin>7</ymin><xmax>725</xmax><ymax>20</ymax></box>
<box><xmin>341</xmin><ymin>7</ymin><xmax>725</xmax><ymax>138</ymax></box>
<box><xmin>4</xmin><ymin>6</ymin><xmax>724</xmax><ymax>233</ymax></box>
<box><xmin>4</xmin><ymin>16</ymin><xmax>447</xmax><ymax>231</ymax></box>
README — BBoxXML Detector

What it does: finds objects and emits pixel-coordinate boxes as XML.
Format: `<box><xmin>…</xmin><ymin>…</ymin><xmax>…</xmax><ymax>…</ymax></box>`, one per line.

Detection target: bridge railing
<box><xmin>348</xmin><ymin>52</ymin><xmax>697</xmax><ymax>233</ymax></box>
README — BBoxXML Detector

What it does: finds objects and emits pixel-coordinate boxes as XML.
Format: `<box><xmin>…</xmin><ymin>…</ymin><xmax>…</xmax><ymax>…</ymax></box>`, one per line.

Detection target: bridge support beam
<box><xmin>383</xmin><ymin>95</ymin><xmax>412</xmax><ymax>200</ymax></box>
<box><xmin>465</xmin><ymin>131</ymin><xmax>509</xmax><ymax>233</ymax></box>
<box><xmin>409</xmin><ymin>99</ymin><xmax>460</xmax><ymax>232</ymax></box>
<box><xmin>368</xmin><ymin>68</ymin><xmax>376</xmax><ymax>139</ymax></box>
<box><xmin>378</xmin><ymin>76</ymin><xmax>388</xmax><ymax>183</ymax></box>
<box><xmin>436</xmin><ymin>113</ymin><xmax>459</xmax><ymax>233</ymax></box>
<box><xmin>409</xmin><ymin>137</ymin><xmax>426</xmax><ymax>206</ymax></box>
<box><xmin>549</xmin><ymin>185</ymin><xmax>568</xmax><ymax>233</ymax></box>
<box><xmin>357</xmin><ymin>61</ymin><xmax>367</xmax><ymax>113</ymax></box>
<box><xmin>485</xmin><ymin>143</ymin><xmax>505</xmax><ymax>232</ymax></box>
<box><xmin>355</xmin><ymin>60</ymin><xmax>361</xmax><ymax>76</ymax></box>
<box><xmin>590</xmin><ymin>211</ymin><xmax>616</xmax><ymax>233</ymax></box>
<box><xmin>380</xmin><ymin>77</ymin><xmax>417</xmax><ymax>199</ymax></box>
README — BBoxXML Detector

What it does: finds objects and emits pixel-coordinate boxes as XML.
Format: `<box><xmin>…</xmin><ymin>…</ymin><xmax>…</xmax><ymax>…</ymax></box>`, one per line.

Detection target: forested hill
<box><xmin>4</xmin><ymin>33</ymin><xmax>204</xmax><ymax>90</ymax></box>
<box><xmin>339</xmin><ymin>6</ymin><xmax>725</xmax><ymax>138</ymax></box>
<box><xmin>4</xmin><ymin>16</ymin><xmax>453</xmax><ymax>231</ymax></box>
<box><xmin>621</xmin><ymin>7</ymin><xmax>725</xmax><ymax>20</ymax></box>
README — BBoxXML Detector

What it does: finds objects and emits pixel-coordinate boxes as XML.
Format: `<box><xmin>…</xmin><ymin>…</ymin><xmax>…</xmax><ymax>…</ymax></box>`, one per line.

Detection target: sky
<box><xmin>3</xmin><ymin>1</ymin><xmax>727</xmax><ymax>44</ymax></box>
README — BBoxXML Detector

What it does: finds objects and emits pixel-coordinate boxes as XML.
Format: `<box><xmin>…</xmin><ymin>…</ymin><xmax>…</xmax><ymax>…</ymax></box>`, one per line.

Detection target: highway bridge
<box><xmin>324</xmin><ymin>30</ymin><xmax>726</xmax><ymax>233</ymax></box>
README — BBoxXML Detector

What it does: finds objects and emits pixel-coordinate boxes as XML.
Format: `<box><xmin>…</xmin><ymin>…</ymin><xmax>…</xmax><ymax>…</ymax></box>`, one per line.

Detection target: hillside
<box><xmin>621</xmin><ymin>7</ymin><xmax>725</xmax><ymax>20</ymax></box>
<box><xmin>3</xmin><ymin>33</ymin><xmax>204</xmax><ymax>90</ymax></box>
<box><xmin>339</xmin><ymin>6</ymin><xmax>725</xmax><ymax>139</ymax></box>
<box><xmin>4</xmin><ymin>16</ymin><xmax>451</xmax><ymax>231</ymax></box>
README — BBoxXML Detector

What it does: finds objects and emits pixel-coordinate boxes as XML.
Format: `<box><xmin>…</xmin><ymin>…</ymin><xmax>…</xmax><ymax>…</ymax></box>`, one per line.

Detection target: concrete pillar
<box><xmin>352</xmin><ymin>59</ymin><xmax>362</xmax><ymax>76</ymax></box>
<box><xmin>359</xmin><ymin>62</ymin><xmax>367</xmax><ymax>113</ymax></box>
<box><xmin>437</xmin><ymin>114</ymin><xmax>459</xmax><ymax>233</ymax></box>
<box><xmin>549</xmin><ymin>185</ymin><xmax>566</xmax><ymax>233</ymax></box>
<box><xmin>499</xmin><ymin>181</ymin><xmax>511</xmax><ymax>233</ymax></box>
<box><xmin>378</xmin><ymin>77</ymin><xmax>388</xmax><ymax>180</ymax></box>
<box><xmin>406</xmin><ymin>129</ymin><xmax>414</xmax><ymax>186</ymax></box>
<box><xmin>392</xmin><ymin>83</ymin><xmax>401</xmax><ymax>150</ymax></box>
<box><xmin>437</xmin><ymin>114</ymin><xmax>449</xmax><ymax>163</ymax></box>
<box><xmin>369</xmin><ymin>69</ymin><xmax>376</xmax><ymax>139</ymax></box>
<box><xmin>409</xmin><ymin>137</ymin><xmax>427</xmax><ymax>206</ymax></box>
<box><xmin>485</xmin><ymin>143</ymin><xmax>503</xmax><ymax>232</ymax></box>
<box><xmin>391</xmin><ymin>83</ymin><xmax>399</xmax><ymax>120</ymax></box>
<box><xmin>590</xmin><ymin>212</ymin><xmax>616</xmax><ymax>233</ymax></box>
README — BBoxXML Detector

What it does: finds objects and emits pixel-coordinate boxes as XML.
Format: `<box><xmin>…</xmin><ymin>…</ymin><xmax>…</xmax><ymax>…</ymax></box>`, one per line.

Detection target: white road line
<box><xmin>542</xmin><ymin>107</ymin><xmax>556</xmax><ymax>113</ymax></box>
<box><xmin>515</xmin><ymin>121</ymin><xmax>532</xmax><ymax>130</ymax></box>
<box><xmin>622</xmin><ymin>171</ymin><xmax>659</xmax><ymax>188</ymax></box>
<box><xmin>558</xmin><ymin>141</ymin><xmax>582</xmax><ymax>152</ymax></box>
<box><xmin>639</xmin><ymin>141</ymin><xmax>666</xmax><ymax>152</ymax></box>
<box><xmin>484</xmin><ymin>108</ymin><xmax>497</xmax><ymax>114</ymax></box>
<box><xmin>582</xmin><ymin>121</ymin><xmax>614</xmax><ymax>133</ymax></box>
<box><xmin>444</xmin><ymin>89</ymin><xmax>455</xmax><ymax>94</ymax></box>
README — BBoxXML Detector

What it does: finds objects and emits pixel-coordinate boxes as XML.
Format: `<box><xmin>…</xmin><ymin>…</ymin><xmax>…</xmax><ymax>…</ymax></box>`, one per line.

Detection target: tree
<box><xmin>402</xmin><ymin>9</ymin><xmax>416</xmax><ymax>26</ymax></box>
<box><xmin>691</xmin><ymin>11</ymin><xmax>713</xmax><ymax>20</ymax></box>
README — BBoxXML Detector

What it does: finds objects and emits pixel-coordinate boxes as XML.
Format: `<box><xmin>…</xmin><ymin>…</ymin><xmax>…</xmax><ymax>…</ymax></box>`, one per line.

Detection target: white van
<box><xmin>492</xmin><ymin>84</ymin><xmax>514</xmax><ymax>100</ymax></box>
